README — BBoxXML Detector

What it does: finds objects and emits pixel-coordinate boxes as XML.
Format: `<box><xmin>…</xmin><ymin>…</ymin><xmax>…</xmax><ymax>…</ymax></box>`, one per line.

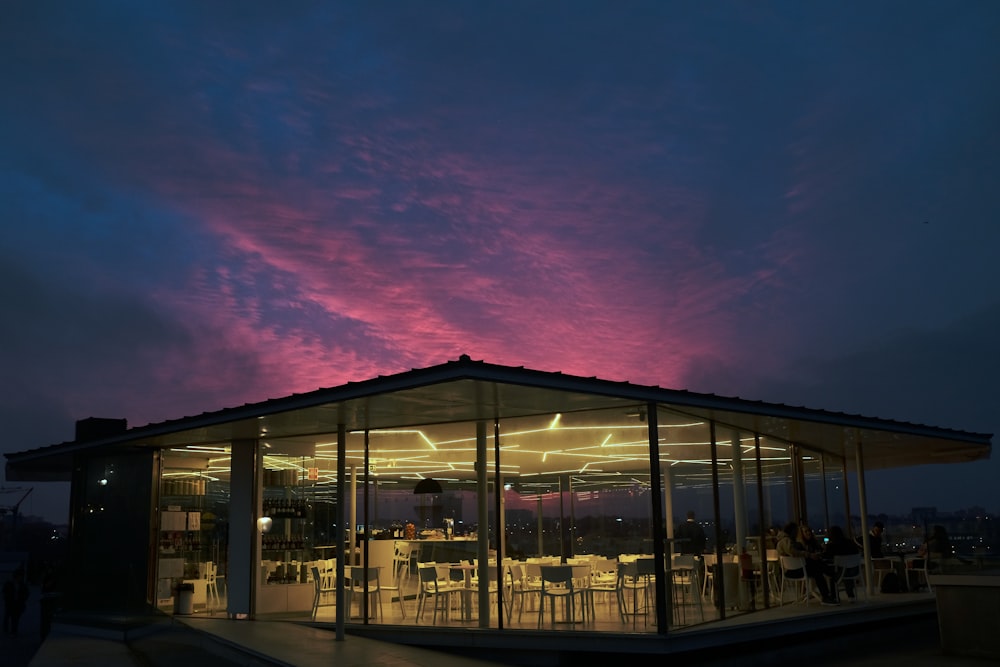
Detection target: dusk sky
<box><xmin>2</xmin><ymin>2</ymin><xmax>998</xmax><ymax>523</ymax></box>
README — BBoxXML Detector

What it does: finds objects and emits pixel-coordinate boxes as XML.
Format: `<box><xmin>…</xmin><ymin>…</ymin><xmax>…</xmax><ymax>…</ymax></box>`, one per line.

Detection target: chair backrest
<box><xmin>570</xmin><ymin>565</ymin><xmax>591</xmax><ymax>587</ymax></box>
<box><xmin>591</xmin><ymin>558</ymin><xmax>617</xmax><ymax>577</ymax></box>
<box><xmin>833</xmin><ymin>554</ymin><xmax>862</xmax><ymax>580</ymax></box>
<box><xmin>672</xmin><ymin>554</ymin><xmax>695</xmax><ymax>570</ymax></box>
<box><xmin>540</xmin><ymin>565</ymin><xmax>575</xmax><ymax>591</ymax></box>
<box><xmin>635</xmin><ymin>557</ymin><xmax>656</xmax><ymax>576</ymax></box>
<box><xmin>418</xmin><ymin>563</ymin><xmax>440</xmax><ymax>590</ymax></box>
<box><xmin>780</xmin><ymin>556</ymin><xmax>806</xmax><ymax>580</ymax></box>
<box><xmin>351</xmin><ymin>566</ymin><xmax>380</xmax><ymax>587</ymax></box>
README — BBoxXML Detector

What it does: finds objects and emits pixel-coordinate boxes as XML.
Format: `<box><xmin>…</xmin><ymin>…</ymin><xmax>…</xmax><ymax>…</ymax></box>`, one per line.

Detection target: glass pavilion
<box><xmin>5</xmin><ymin>356</ymin><xmax>991</xmax><ymax>636</ymax></box>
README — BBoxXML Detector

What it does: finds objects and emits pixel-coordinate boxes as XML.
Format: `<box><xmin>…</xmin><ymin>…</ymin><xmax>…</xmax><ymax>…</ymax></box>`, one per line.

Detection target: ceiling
<box><xmin>7</xmin><ymin>358</ymin><xmax>991</xmax><ymax>483</ymax></box>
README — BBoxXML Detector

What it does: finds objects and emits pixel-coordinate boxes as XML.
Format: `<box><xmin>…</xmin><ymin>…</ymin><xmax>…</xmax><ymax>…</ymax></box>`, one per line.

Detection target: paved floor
<box><xmin>2</xmin><ymin>584</ymin><xmax>43</xmax><ymax>667</ymax></box>
<box><xmin>8</xmin><ymin>587</ymin><xmax>997</xmax><ymax>667</ymax></box>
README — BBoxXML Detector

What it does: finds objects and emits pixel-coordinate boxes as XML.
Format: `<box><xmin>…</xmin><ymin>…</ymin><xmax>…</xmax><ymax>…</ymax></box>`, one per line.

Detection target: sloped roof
<box><xmin>5</xmin><ymin>355</ymin><xmax>991</xmax><ymax>481</ymax></box>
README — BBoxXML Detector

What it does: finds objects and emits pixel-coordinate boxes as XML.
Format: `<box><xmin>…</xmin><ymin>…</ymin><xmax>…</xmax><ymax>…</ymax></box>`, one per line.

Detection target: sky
<box><xmin>2</xmin><ymin>1</ymin><xmax>998</xmax><ymax>524</ymax></box>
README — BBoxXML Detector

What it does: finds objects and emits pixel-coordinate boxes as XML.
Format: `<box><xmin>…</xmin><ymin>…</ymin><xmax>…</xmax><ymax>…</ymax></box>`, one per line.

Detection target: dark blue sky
<box><xmin>2</xmin><ymin>1</ymin><xmax>997</xmax><ymax>522</ymax></box>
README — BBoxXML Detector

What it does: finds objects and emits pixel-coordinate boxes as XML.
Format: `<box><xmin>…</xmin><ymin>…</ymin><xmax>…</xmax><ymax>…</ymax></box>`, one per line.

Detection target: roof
<box><xmin>4</xmin><ymin>355</ymin><xmax>992</xmax><ymax>482</ymax></box>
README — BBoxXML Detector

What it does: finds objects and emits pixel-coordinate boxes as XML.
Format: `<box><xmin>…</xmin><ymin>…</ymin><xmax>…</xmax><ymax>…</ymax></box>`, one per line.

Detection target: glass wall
<box><xmin>256</xmin><ymin>440</ymin><xmax>332</xmax><ymax>616</ymax></box>
<box><xmin>157</xmin><ymin>448</ymin><xmax>230</xmax><ymax>615</ymax></box>
<box><xmin>800</xmin><ymin>453</ymin><xmax>828</xmax><ymax>532</ymax></box>
<box><xmin>223</xmin><ymin>395</ymin><xmax>879</xmax><ymax>633</ymax></box>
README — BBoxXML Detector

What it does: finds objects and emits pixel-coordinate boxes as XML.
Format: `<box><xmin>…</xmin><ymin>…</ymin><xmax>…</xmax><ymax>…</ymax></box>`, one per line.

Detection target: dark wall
<box><xmin>66</xmin><ymin>449</ymin><xmax>155</xmax><ymax>611</ymax></box>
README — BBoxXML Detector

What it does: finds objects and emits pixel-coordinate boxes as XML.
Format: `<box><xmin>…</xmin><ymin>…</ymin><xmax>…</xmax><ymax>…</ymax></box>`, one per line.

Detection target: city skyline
<box><xmin>2</xmin><ymin>2</ymin><xmax>997</xmax><ymax>522</ymax></box>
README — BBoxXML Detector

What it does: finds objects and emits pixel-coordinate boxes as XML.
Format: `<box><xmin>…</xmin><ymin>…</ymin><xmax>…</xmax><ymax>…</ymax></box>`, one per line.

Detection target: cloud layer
<box><xmin>2</xmin><ymin>2</ymin><xmax>998</xmax><ymax>518</ymax></box>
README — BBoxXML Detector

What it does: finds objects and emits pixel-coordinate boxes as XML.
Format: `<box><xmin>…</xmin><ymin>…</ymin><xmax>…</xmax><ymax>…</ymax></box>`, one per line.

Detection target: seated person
<box><xmin>798</xmin><ymin>523</ymin><xmax>823</xmax><ymax>555</ymax></box>
<box><xmin>913</xmin><ymin>525</ymin><xmax>955</xmax><ymax>572</ymax></box>
<box><xmin>822</xmin><ymin>525</ymin><xmax>859</xmax><ymax>600</ymax></box>
<box><xmin>855</xmin><ymin>521</ymin><xmax>885</xmax><ymax>558</ymax></box>
<box><xmin>777</xmin><ymin>521</ymin><xmax>838</xmax><ymax>605</ymax></box>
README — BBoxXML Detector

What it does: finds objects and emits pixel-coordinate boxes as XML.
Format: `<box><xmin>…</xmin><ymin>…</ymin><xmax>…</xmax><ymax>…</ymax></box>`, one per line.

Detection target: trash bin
<box><xmin>174</xmin><ymin>582</ymin><xmax>195</xmax><ymax>615</ymax></box>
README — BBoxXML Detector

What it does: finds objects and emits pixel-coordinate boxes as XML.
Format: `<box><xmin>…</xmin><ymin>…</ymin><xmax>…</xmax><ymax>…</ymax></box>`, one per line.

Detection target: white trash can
<box><xmin>174</xmin><ymin>582</ymin><xmax>195</xmax><ymax>615</ymax></box>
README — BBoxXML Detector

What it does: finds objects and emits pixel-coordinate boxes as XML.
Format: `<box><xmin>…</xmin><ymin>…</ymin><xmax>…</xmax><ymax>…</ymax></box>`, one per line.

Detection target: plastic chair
<box><xmin>415</xmin><ymin>563</ymin><xmax>454</xmax><ymax>624</ymax></box>
<box><xmin>870</xmin><ymin>557</ymin><xmax>894</xmax><ymax>592</ymax></box>
<box><xmin>586</xmin><ymin>558</ymin><xmax>621</xmax><ymax>619</ymax></box>
<box><xmin>391</xmin><ymin>540</ymin><xmax>417</xmax><ymax>591</ymax></box>
<box><xmin>671</xmin><ymin>554</ymin><xmax>705</xmax><ymax>624</ymax></box>
<box><xmin>505</xmin><ymin>563</ymin><xmax>539</xmax><ymax>623</ymax></box>
<box><xmin>832</xmin><ymin>554</ymin><xmax>865</xmax><ymax>603</ymax></box>
<box><xmin>346</xmin><ymin>566</ymin><xmax>383</xmax><ymax>620</ymax></box>
<box><xmin>469</xmin><ymin>563</ymin><xmax>502</xmax><ymax>620</ymax></box>
<box><xmin>620</xmin><ymin>559</ymin><xmax>654</xmax><ymax>628</ymax></box>
<box><xmin>203</xmin><ymin>561</ymin><xmax>220</xmax><ymax>610</ymax></box>
<box><xmin>379</xmin><ymin>555</ymin><xmax>409</xmax><ymax>619</ymax></box>
<box><xmin>310</xmin><ymin>566</ymin><xmax>336</xmax><ymax>620</ymax></box>
<box><xmin>779</xmin><ymin>556</ymin><xmax>814</xmax><ymax>605</ymax></box>
<box><xmin>538</xmin><ymin>565</ymin><xmax>586</xmax><ymax>627</ymax></box>
<box><xmin>701</xmin><ymin>553</ymin><xmax>717</xmax><ymax>597</ymax></box>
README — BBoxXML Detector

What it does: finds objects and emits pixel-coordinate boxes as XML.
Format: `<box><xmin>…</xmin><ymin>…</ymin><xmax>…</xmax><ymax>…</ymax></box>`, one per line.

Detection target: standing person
<box><xmin>674</xmin><ymin>510</ymin><xmax>707</xmax><ymax>555</ymax></box>
<box><xmin>2</xmin><ymin>567</ymin><xmax>29</xmax><ymax>636</ymax></box>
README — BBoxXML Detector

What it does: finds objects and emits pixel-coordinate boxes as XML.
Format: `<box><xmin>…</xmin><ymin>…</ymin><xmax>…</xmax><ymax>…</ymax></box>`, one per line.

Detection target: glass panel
<box><xmin>499</xmin><ymin>406</ymin><xmax>656</xmax><ymax>631</ymax></box>
<box><xmin>256</xmin><ymin>440</ymin><xmax>328</xmax><ymax>616</ymax></box>
<box><xmin>801</xmin><ymin>451</ymin><xmax>827</xmax><ymax>531</ymax></box>
<box><xmin>358</xmin><ymin>420</ymin><xmax>497</xmax><ymax>626</ymax></box>
<box><xmin>157</xmin><ymin>447</ymin><xmax>230</xmax><ymax>616</ymax></box>
<box><xmin>659</xmin><ymin>409</ymin><xmax>712</xmax><ymax>629</ymax></box>
<box><xmin>759</xmin><ymin>438</ymin><xmax>794</xmax><ymax>545</ymax></box>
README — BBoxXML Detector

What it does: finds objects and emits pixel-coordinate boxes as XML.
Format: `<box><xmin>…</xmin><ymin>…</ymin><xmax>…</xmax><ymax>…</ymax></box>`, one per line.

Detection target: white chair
<box><xmin>346</xmin><ymin>566</ymin><xmax>383</xmax><ymax>620</ymax></box>
<box><xmin>620</xmin><ymin>558</ymin><xmax>654</xmax><ymax>628</ymax></box>
<box><xmin>832</xmin><ymin>554</ymin><xmax>865</xmax><ymax>603</ymax></box>
<box><xmin>505</xmin><ymin>563</ymin><xmax>540</xmax><ymax>623</ymax></box>
<box><xmin>415</xmin><ymin>562</ymin><xmax>455</xmax><ymax>624</ymax></box>
<box><xmin>584</xmin><ymin>560</ymin><xmax>622</xmax><ymax>623</ymax></box>
<box><xmin>779</xmin><ymin>556</ymin><xmax>814</xmax><ymax>605</ymax></box>
<box><xmin>203</xmin><ymin>561</ymin><xmax>221</xmax><ymax>610</ymax></box>
<box><xmin>870</xmin><ymin>557</ymin><xmax>895</xmax><ymax>592</ymax></box>
<box><xmin>392</xmin><ymin>541</ymin><xmax>418</xmax><ymax>591</ymax></box>
<box><xmin>671</xmin><ymin>554</ymin><xmax>705</xmax><ymax>624</ymax></box>
<box><xmin>537</xmin><ymin>565</ymin><xmax>586</xmax><ymax>627</ymax></box>
<box><xmin>468</xmin><ymin>563</ymin><xmax>503</xmax><ymax>620</ymax></box>
<box><xmin>701</xmin><ymin>553</ymin><xmax>716</xmax><ymax>597</ymax></box>
<box><xmin>310</xmin><ymin>566</ymin><xmax>336</xmax><ymax>620</ymax></box>
<box><xmin>379</xmin><ymin>556</ymin><xmax>409</xmax><ymax>619</ymax></box>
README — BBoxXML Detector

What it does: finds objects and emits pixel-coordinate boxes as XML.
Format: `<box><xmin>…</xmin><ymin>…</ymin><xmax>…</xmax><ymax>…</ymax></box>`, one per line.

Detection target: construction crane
<box><xmin>0</xmin><ymin>487</ymin><xmax>34</xmax><ymax>550</ymax></box>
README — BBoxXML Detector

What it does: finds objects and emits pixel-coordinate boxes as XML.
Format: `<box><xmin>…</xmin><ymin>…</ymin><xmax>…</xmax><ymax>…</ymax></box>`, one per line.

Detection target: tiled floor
<box><xmin>242</xmin><ymin>574</ymin><xmax>939</xmax><ymax>634</ymax></box>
